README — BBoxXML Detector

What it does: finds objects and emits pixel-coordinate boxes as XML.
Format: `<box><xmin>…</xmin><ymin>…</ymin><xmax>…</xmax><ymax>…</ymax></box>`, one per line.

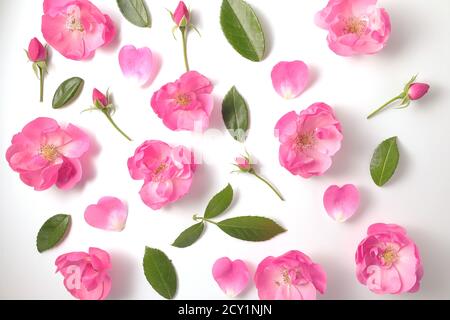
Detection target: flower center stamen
<box><xmin>40</xmin><ymin>144</ymin><xmax>59</xmax><ymax>162</ymax></box>
<box><xmin>66</xmin><ymin>7</ymin><xmax>84</xmax><ymax>32</ymax></box>
<box><xmin>381</xmin><ymin>247</ymin><xmax>398</xmax><ymax>266</ymax></box>
<box><xmin>343</xmin><ymin>17</ymin><xmax>367</xmax><ymax>36</ymax></box>
<box><xmin>295</xmin><ymin>132</ymin><xmax>315</xmax><ymax>150</ymax></box>
<box><xmin>154</xmin><ymin>163</ymin><xmax>167</xmax><ymax>176</ymax></box>
<box><xmin>176</xmin><ymin>94</ymin><xmax>191</xmax><ymax>107</ymax></box>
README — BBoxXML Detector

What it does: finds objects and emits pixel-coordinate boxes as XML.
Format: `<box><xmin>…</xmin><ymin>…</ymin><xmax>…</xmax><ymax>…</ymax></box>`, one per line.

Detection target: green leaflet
<box><xmin>370</xmin><ymin>136</ymin><xmax>400</xmax><ymax>186</ymax></box>
<box><xmin>117</xmin><ymin>0</ymin><xmax>151</xmax><ymax>28</ymax></box>
<box><xmin>222</xmin><ymin>86</ymin><xmax>250</xmax><ymax>142</ymax></box>
<box><xmin>143</xmin><ymin>247</ymin><xmax>177</xmax><ymax>299</ymax></box>
<box><xmin>36</xmin><ymin>214</ymin><xmax>71</xmax><ymax>253</ymax></box>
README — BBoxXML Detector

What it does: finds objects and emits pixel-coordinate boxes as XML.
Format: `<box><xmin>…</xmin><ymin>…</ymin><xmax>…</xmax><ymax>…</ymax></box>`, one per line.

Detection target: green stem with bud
<box><xmin>367</xmin><ymin>94</ymin><xmax>404</xmax><ymax>119</ymax></box>
<box><xmin>38</xmin><ymin>66</ymin><xmax>44</xmax><ymax>103</ymax></box>
<box><xmin>250</xmin><ymin>169</ymin><xmax>285</xmax><ymax>201</ymax></box>
<box><xmin>180</xmin><ymin>27</ymin><xmax>190</xmax><ymax>72</ymax></box>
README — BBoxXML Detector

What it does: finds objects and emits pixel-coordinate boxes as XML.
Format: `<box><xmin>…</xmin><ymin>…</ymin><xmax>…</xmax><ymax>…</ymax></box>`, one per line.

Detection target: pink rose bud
<box><xmin>173</xmin><ymin>1</ymin><xmax>190</xmax><ymax>27</ymax></box>
<box><xmin>408</xmin><ymin>83</ymin><xmax>430</xmax><ymax>100</ymax></box>
<box><xmin>93</xmin><ymin>88</ymin><xmax>108</xmax><ymax>107</ymax></box>
<box><xmin>236</xmin><ymin>157</ymin><xmax>251</xmax><ymax>171</ymax></box>
<box><xmin>28</xmin><ymin>37</ymin><xmax>46</xmax><ymax>62</ymax></box>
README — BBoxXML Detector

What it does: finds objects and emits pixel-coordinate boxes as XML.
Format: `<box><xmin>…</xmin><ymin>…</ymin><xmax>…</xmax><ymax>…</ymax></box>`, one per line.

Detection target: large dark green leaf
<box><xmin>204</xmin><ymin>184</ymin><xmax>234</xmax><ymax>219</ymax></box>
<box><xmin>117</xmin><ymin>0</ymin><xmax>151</xmax><ymax>28</ymax></box>
<box><xmin>220</xmin><ymin>0</ymin><xmax>266</xmax><ymax>62</ymax></box>
<box><xmin>370</xmin><ymin>136</ymin><xmax>400</xmax><ymax>186</ymax></box>
<box><xmin>172</xmin><ymin>222</ymin><xmax>205</xmax><ymax>248</ymax></box>
<box><xmin>217</xmin><ymin>216</ymin><xmax>286</xmax><ymax>241</ymax></box>
<box><xmin>52</xmin><ymin>77</ymin><xmax>84</xmax><ymax>109</ymax></box>
<box><xmin>222</xmin><ymin>86</ymin><xmax>250</xmax><ymax>142</ymax></box>
<box><xmin>36</xmin><ymin>214</ymin><xmax>71</xmax><ymax>253</ymax></box>
<box><xmin>143</xmin><ymin>247</ymin><xmax>177</xmax><ymax>299</ymax></box>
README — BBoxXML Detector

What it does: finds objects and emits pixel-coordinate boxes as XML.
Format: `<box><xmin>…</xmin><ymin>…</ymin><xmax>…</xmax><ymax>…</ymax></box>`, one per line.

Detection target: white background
<box><xmin>0</xmin><ymin>0</ymin><xmax>449</xmax><ymax>300</ymax></box>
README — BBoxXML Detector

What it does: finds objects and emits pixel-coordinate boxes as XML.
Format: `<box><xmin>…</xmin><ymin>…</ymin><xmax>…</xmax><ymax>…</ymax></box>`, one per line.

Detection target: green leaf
<box><xmin>143</xmin><ymin>247</ymin><xmax>177</xmax><ymax>299</ymax></box>
<box><xmin>36</xmin><ymin>214</ymin><xmax>71</xmax><ymax>253</ymax></box>
<box><xmin>52</xmin><ymin>77</ymin><xmax>84</xmax><ymax>109</ymax></box>
<box><xmin>222</xmin><ymin>86</ymin><xmax>250</xmax><ymax>142</ymax></box>
<box><xmin>220</xmin><ymin>0</ymin><xmax>266</xmax><ymax>62</ymax></box>
<box><xmin>172</xmin><ymin>222</ymin><xmax>205</xmax><ymax>248</ymax></box>
<box><xmin>204</xmin><ymin>184</ymin><xmax>234</xmax><ymax>219</ymax></box>
<box><xmin>370</xmin><ymin>136</ymin><xmax>400</xmax><ymax>187</ymax></box>
<box><xmin>117</xmin><ymin>0</ymin><xmax>151</xmax><ymax>28</ymax></box>
<box><xmin>217</xmin><ymin>216</ymin><xmax>286</xmax><ymax>242</ymax></box>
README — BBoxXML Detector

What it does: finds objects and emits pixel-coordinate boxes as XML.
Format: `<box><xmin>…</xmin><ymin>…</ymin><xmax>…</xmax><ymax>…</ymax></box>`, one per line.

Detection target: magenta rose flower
<box><xmin>356</xmin><ymin>223</ymin><xmax>423</xmax><ymax>295</ymax></box>
<box><xmin>55</xmin><ymin>247</ymin><xmax>111</xmax><ymax>300</ymax></box>
<box><xmin>5</xmin><ymin>117</ymin><xmax>90</xmax><ymax>191</ymax></box>
<box><xmin>151</xmin><ymin>71</ymin><xmax>214</xmax><ymax>132</ymax></box>
<box><xmin>315</xmin><ymin>0</ymin><xmax>391</xmax><ymax>56</ymax></box>
<box><xmin>128</xmin><ymin>140</ymin><xmax>196</xmax><ymax>210</ymax></box>
<box><xmin>173</xmin><ymin>1</ymin><xmax>190</xmax><ymax>27</ymax></box>
<box><xmin>28</xmin><ymin>37</ymin><xmax>47</xmax><ymax>62</ymax></box>
<box><xmin>254</xmin><ymin>250</ymin><xmax>327</xmax><ymax>300</ymax></box>
<box><xmin>41</xmin><ymin>0</ymin><xmax>116</xmax><ymax>60</ymax></box>
<box><xmin>274</xmin><ymin>103</ymin><xmax>343</xmax><ymax>178</ymax></box>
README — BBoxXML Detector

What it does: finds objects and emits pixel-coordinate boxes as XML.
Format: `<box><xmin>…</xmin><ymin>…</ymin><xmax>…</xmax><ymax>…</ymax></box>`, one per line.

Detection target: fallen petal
<box><xmin>212</xmin><ymin>257</ymin><xmax>250</xmax><ymax>297</ymax></box>
<box><xmin>323</xmin><ymin>184</ymin><xmax>360</xmax><ymax>222</ymax></box>
<box><xmin>119</xmin><ymin>45</ymin><xmax>153</xmax><ymax>85</ymax></box>
<box><xmin>84</xmin><ymin>197</ymin><xmax>128</xmax><ymax>231</ymax></box>
<box><xmin>271</xmin><ymin>61</ymin><xmax>309</xmax><ymax>99</ymax></box>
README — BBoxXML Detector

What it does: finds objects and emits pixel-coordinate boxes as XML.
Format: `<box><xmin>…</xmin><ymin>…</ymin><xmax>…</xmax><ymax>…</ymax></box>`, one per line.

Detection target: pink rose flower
<box><xmin>41</xmin><ymin>0</ymin><xmax>116</xmax><ymax>60</ymax></box>
<box><xmin>254</xmin><ymin>250</ymin><xmax>327</xmax><ymax>300</ymax></box>
<box><xmin>274</xmin><ymin>103</ymin><xmax>343</xmax><ymax>178</ymax></box>
<box><xmin>5</xmin><ymin>117</ymin><xmax>90</xmax><ymax>191</ymax></box>
<box><xmin>151</xmin><ymin>71</ymin><xmax>214</xmax><ymax>132</ymax></box>
<box><xmin>28</xmin><ymin>38</ymin><xmax>47</xmax><ymax>62</ymax></box>
<box><xmin>173</xmin><ymin>1</ymin><xmax>190</xmax><ymax>27</ymax></box>
<box><xmin>55</xmin><ymin>247</ymin><xmax>112</xmax><ymax>300</ymax></box>
<box><xmin>408</xmin><ymin>83</ymin><xmax>430</xmax><ymax>101</ymax></box>
<box><xmin>356</xmin><ymin>223</ymin><xmax>423</xmax><ymax>294</ymax></box>
<box><xmin>127</xmin><ymin>140</ymin><xmax>196</xmax><ymax>210</ymax></box>
<box><xmin>315</xmin><ymin>0</ymin><xmax>391</xmax><ymax>56</ymax></box>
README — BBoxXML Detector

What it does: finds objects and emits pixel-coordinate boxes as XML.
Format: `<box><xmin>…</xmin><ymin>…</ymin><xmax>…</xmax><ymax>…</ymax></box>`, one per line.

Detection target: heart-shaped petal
<box><xmin>323</xmin><ymin>184</ymin><xmax>360</xmax><ymax>222</ymax></box>
<box><xmin>212</xmin><ymin>257</ymin><xmax>250</xmax><ymax>297</ymax></box>
<box><xmin>119</xmin><ymin>45</ymin><xmax>153</xmax><ymax>85</ymax></box>
<box><xmin>84</xmin><ymin>197</ymin><xmax>128</xmax><ymax>231</ymax></box>
<box><xmin>271</xmin><ymin>61</ymin><xmax>309</xmax><ymax>99</ymax></box>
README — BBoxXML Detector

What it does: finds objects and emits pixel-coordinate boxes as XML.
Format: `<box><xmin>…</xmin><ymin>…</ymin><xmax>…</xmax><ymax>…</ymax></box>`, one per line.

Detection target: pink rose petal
<box><xmin>84</xmin><ymin>196</ymin><xmax>128</xmax><ymax>231</ymax></box>
<box><xmin>212</xmin><ymin>257</ymin><xmax>250</xmax><ymax>297</ymax></box>
<box><xmin>271</xmin><ymin>61</ymin><xmax>309</xmax><ymax>99</ymax></box>
<box><xmin>119</xmin><ymin>45</ymin><xmax>153</xmax><ymax>85</ymax></box>
<box><xmin>323</xmin><ymin>184</ymin><xmax>360</xmax><ymax>222</ymax></box>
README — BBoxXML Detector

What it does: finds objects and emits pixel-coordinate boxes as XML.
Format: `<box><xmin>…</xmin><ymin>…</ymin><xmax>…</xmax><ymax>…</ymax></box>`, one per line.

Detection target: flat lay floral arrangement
<box><xmin>4</xmin><ymin>0</ymin><xmax>437</xmax><ymax>300</ymax></box>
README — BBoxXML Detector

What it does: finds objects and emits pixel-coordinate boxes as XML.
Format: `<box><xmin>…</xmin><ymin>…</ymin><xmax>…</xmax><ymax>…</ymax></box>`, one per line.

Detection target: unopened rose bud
<box><xmin>235</xmin><ymin>156</ymin><xmax>251</xmax><ymax>172</ymax></box>
<box><xmin>408</xmin><ymin>83</ymin><xmax>430</xmax><ymax>101</ymax></box>
<box><xmin>173</xmin><ymin>1</ymin><xmax>190</xmax><ymax>27</ymax></box>
<box><xmin>92</xmin><ymin>88</ymin><xmax>108</xmax><ymax>107</ymax></box>
<box><xmin>28</xmin><ymin>38</ymin><xmax>47</xmax><ymax>62</ymax></box>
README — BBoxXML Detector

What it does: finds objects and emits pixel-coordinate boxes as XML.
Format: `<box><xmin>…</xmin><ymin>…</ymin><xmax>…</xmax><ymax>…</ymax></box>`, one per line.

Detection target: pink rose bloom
<box><xmin>5</xmin><ymin>117</ymin><xmax>90</xmax><ymax>191</ymax></box>
<box><xmin>55</xmin><ymin>247</ymin><xmax>111</xmax><ymax>300</ymax></box>
<box><xmin>28</xmin><ymin>38</ymin><xmax>47</xmax><ymax>62</ymax></box>
<box><xmin>408</xmin><ymin>83</ymin><xmax>430</xmax><ymax>101</ymax></box>
<box><xmin>41</xmin><ymin>0</ymin><xmax>116</xmax><ymax>60</ymax></box>
<box><xmin>254</xmin><ymin>250</ymin><xmax>327</xmax><ymax>300</ymax></box>
<box><xmin>127</xmin><ymin>140</ymin><xmax>196</xmax><ymax>210</ymax></box>
<box><xmin>151</xmin><ymin>71</ymin><xmax>214</xmax><ymax>132</ymax></box>
<box><xmin>274</xmin><ymin>103</ymin><xmax>343</xmax><ymax>178</ymax></box>
<box><xmin>315</xmin><ymin>0</ymin><xmax>391</xmax><ymax>56</ymax></box>
<box><xmin>356</xmin><ymin>223</ymin><xmax>423</xmax><ymax>294</ymax></box>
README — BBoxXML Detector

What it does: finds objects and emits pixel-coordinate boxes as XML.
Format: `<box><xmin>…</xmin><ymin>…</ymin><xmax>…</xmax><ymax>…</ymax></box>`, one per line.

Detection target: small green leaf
<box><xmin>370</xmin><ymin>136</ymin><xmax>400</xmax><ymax>187</ymax></box>
<box><xmin>172</xmin><ymin>222</ymin><xmax>205</xmax><ymax>248</ymax></box>
<box><xmin>143</xmin><ymin>247</ymin><xmax>177</xmax><ymax>299</ymax></box>
<box><xmin>52</xmin><ymin>77</ymin><xmax>84</xmax><ymax>109</ymax></box>
<box><xmin>222</xmin><ymin>86</ymin><xmax>250</xmax><ymax>142</ymax></box>
<box><xmin>36</xmin><ymin>214</ymin><xmax>71</xmax><ymax>253</ymax></box>
<box><xmin>204</xmin><ymin>184</ymin><xmax>234</xmax><ymax>219</ymax></box>
<box><xmin>117</xmin><ymin>0</ymin><xmax>151</xmax><ymax>28</ymax></box>
<box><xmin>217</xmin><ymin>216</ymin><xmax>286</xmax><ymax>242</ymax></box>
<box><xmin>220</xmin><ymin>0</ymin><xmax>266</xmax><ymax>61</ymax></box>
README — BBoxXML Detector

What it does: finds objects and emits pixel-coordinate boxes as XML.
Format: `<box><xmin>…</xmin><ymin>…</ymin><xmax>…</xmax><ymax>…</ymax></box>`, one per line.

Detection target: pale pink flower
<box><xmin>408</xmin><ymin>83</ymin><xmax>430</xmax><ymax>101</ymax></box>
<box><xmin>212</xmin><ymin>257</ymin><xmax>250</xmax><ymax>297</ymax></box>
<box><xmin>28</xmin><ymin>38</ymin><xmax>47</xmax><ymax>62</ymax></box>
<box><xmin>5</xmin><ymin>117</ymin><xmax>90</xmax><ymax>191</ymax></box>
<box><xmin>254</xmin><ymin>250</ymin><xmax>327</xmax><ymax>300</ymax></box>
<box><xmin>271</xmin><ymin>61</ymin><xmax>309</xmax><ymax>99</ymax></box>
<box><xmin>315</xmin><ymin>0</ymin><xmax>391</xmax><ymax>56</ymax></box>
<box><xmin>84</xmin><ymin>197</ymin><xmax>128</xmax><ymax>232</ymax></box>
<box><xmin>41</xmin><ymin>0</ymin><xmax>116</xmax><ymax>60</ymax></box>
<box><xmin>235</xmin><ymin>156</ymin><xmax>251</xmax><ymax>172</ymax></box>
<box><xmin>173</xmin><ymin>1</ymin><xmax>190</xmax><ymax>27</ymax></box>
<box><xmin>323</xmin><ymin>184</ymin><xmax>360</xmax><ymax>222</ymax></box>
<box><xmin>356</xmin><ymin>223</ymin><xmax>423</xmax><ymax>294</ymax></box>
<box><xmin>127</xmin><ymin>140</ymin><xmax>196</xmax><ymax>210</ymax></box>
<box><xmin>274</xmin><ymin>103</ymin><xmax>343</xmax><ymax>178</ymax></box>
<box><xmin>55</xmin><ymin>247</ymin><xmax>111</xmax><ymax>300</ymax></box>
<box><xmin>119</xmin><ymin>45</ymin><xmax>154</xmax><ymax>85</ymax></box>
<box><xmin>151</xmin><ymin>71</ymin><xmax>214</xmax><ymax>132</ymax></box>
